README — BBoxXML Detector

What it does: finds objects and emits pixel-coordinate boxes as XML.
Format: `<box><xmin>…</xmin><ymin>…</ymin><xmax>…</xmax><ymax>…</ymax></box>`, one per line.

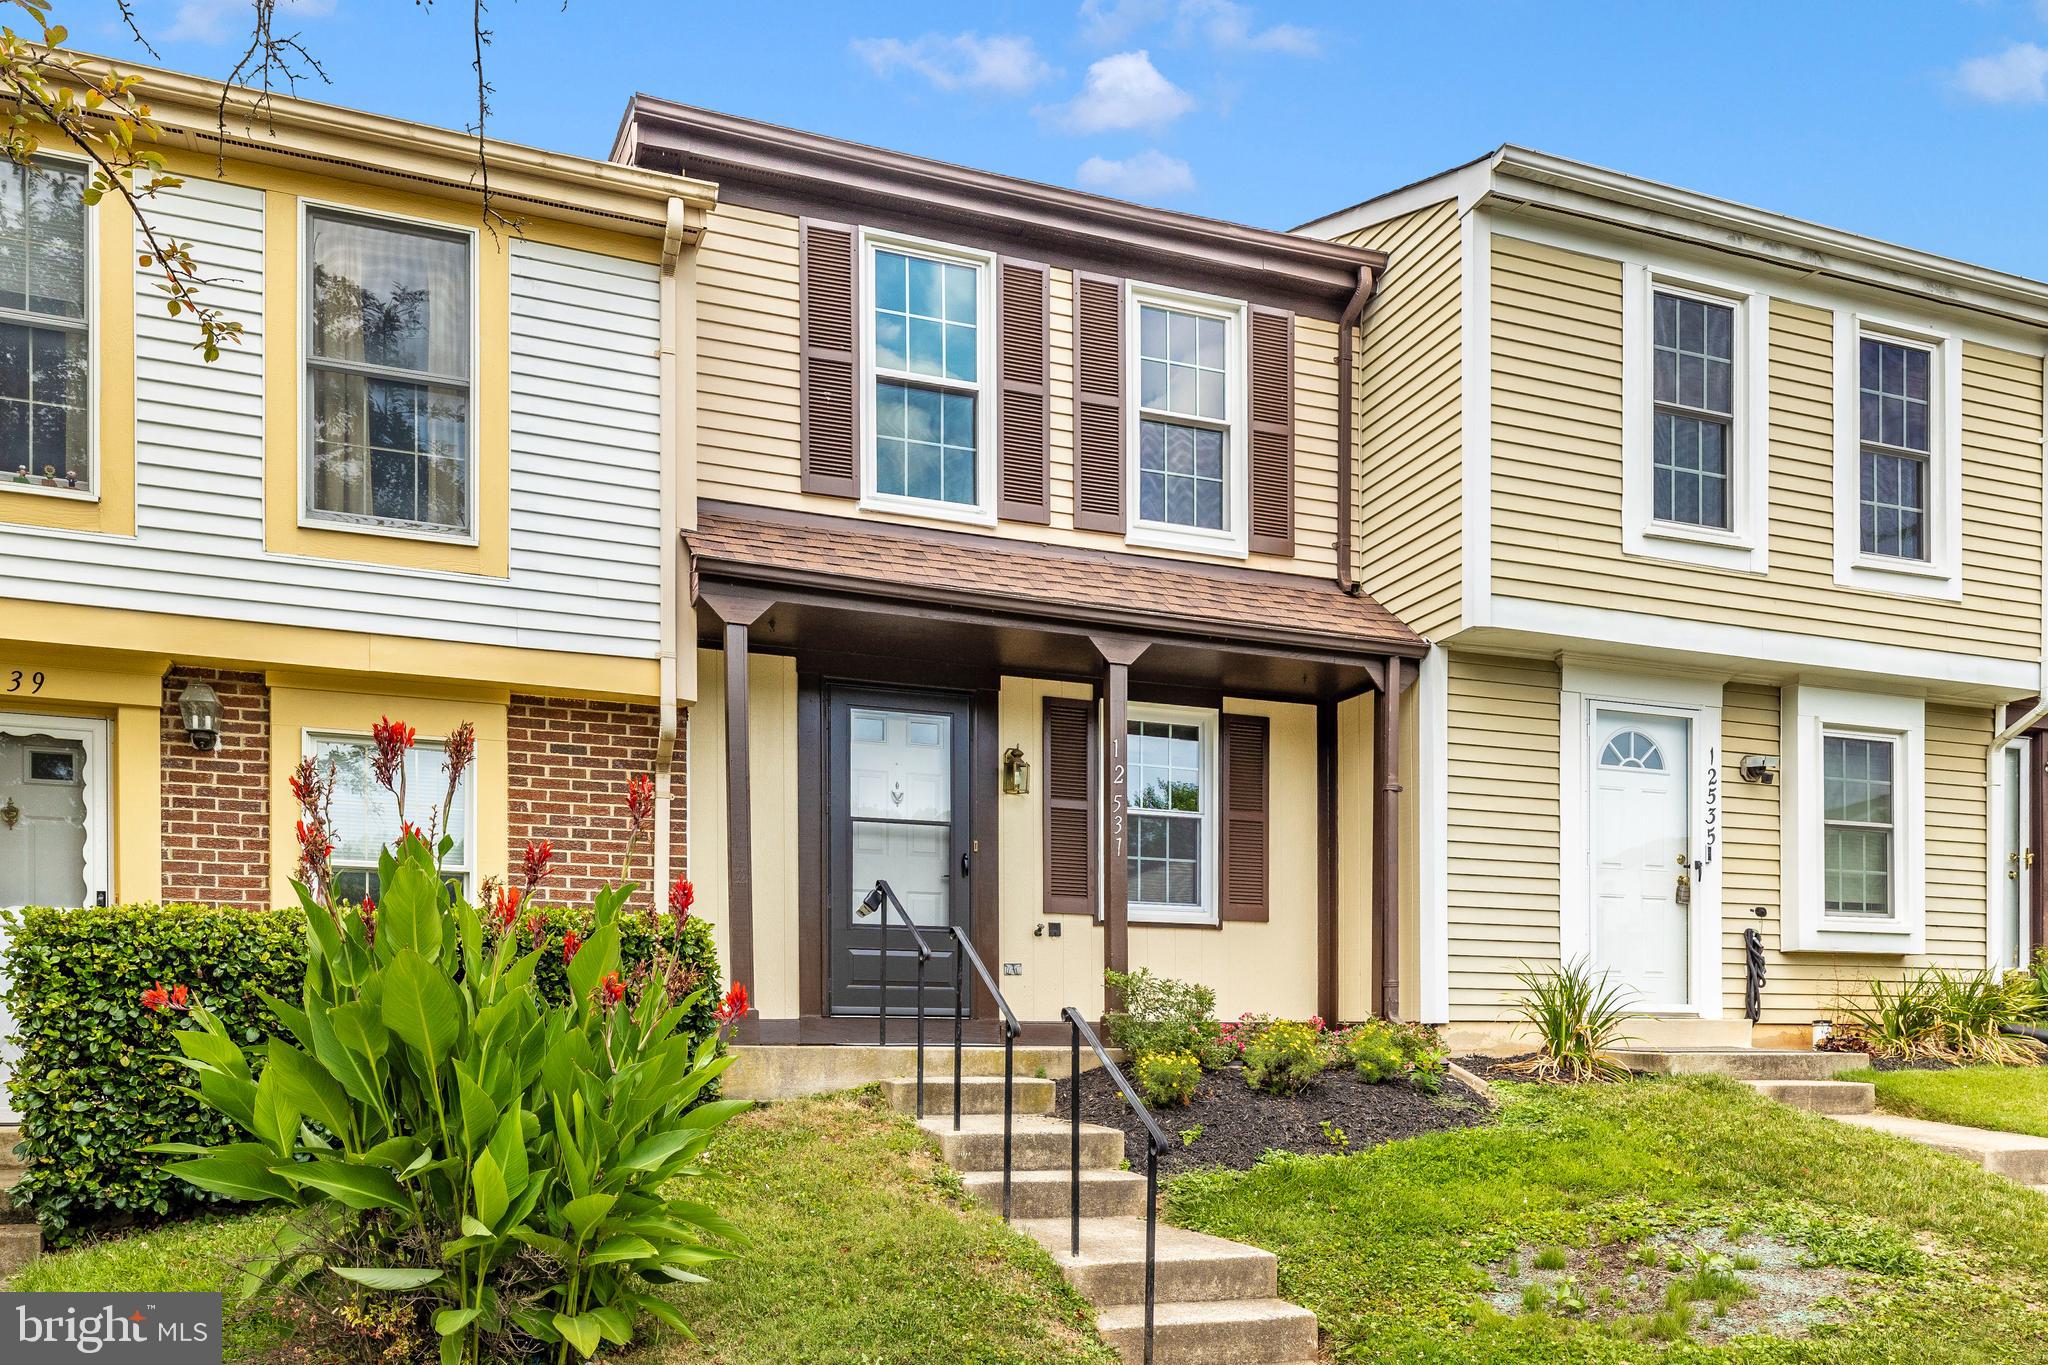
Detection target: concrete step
<box><xmin>0</xmin><ymin>1129</ymin><xmax>22</xmax><ymax>1172</ymax></box>
<box><xmin>918</xmin><ymin>1114</ymin><xmax>1124</xmax><ymax>1173</ymax></box>
<box><xmin>1096</xmin><ymin>1297</ymin><xmax>1317</xmax><ymax>1365</ymax></box>
<box><xmin>1615</xmin><ymin>1048</ymin><xmax>1865</xmax><ymax>1081</ymax></box>
<box><xmin>882</xmin><ymin>1074</ymin><xmax>1056</xmax><ymax>1118</ymax></box>
<box><xmin>1830</xmin><ymin>1112</ymin><xmax>2048</xmax><ymax>1183</ymax></box>
<box><xmin>1019</xmin><ymin>1216</ymin><xmax>1277</xmax><ymax>1306</ymax></box>
<box><xmin>962</xmin><ymin>1167</ymin><xmax>1149</xmax><ymax>1219</ymax></box>
<box><xmin>0</xmin><ymin>1165</ymin><xmax>27</xmax><ymax>1222</ymax></box>
<box><xmin>726</xmin><ymin>1045</ymin><xmax>1104</xmax><ymax>1101</ymax></box>
<box><xmin>0</xmin><ymin>1222</ymin><xmax>38</xmax><ymax>1278</ymax></box>
<box><xmin>1745</xmin><ymin>1079</ymin><xmax>1876</xmax><ymax>1114</ymax></box>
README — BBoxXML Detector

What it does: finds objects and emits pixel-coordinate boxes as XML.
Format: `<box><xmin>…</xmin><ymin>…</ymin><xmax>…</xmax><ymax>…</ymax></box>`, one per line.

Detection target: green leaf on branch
<box><xmin>331</xmin><ymin>1266</ymin><xmax>445</xmax><ymax>1290</ymax></box>
<box><xmin>381</xmin><ymin>949</ymin><xmax>461</xmax><ymax>1075</ymax></box>
<box><xmin>164</xmin><ymin>1156</ymin><xmax>296</xmax><ymax>1204</ymax></box>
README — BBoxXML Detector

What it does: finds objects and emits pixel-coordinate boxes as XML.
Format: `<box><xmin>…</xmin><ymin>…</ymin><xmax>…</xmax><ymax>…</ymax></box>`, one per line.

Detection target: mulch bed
<box><xmin>1053</xmin><ymin>1063</ymin><xmax>1491</xmax><ymax>1173</ymax></box>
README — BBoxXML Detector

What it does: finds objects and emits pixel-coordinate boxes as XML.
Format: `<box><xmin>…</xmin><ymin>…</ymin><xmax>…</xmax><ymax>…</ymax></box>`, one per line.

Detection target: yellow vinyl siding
<box><xmin>1488</xmin><ymin>233</ymin><xmax>2045</xmax><ymax>662</ymax></box>
<box><xmin>691</xmin><ymin>201</ymin><xmax>1343</xmax><ymax>575</ymax></box>
<box><xmin>1341</xmin><ymin>200</ymin><xmax>1464</xmax><ymax>638</ymax></box>
<box><xmin>1718</xmin><ymin>684</ymin><xmax>1989</xmax><ymax>1024</ymax></box>
<box><xmin>1445</xmin><ymin>651</ymin><xmax>1560</xmax><ymax>1018</ymax></box>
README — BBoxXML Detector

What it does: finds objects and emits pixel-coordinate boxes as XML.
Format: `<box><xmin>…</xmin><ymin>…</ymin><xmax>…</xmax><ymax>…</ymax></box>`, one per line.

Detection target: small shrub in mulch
<box><xmin>1054</xmin><ymin>1064</ymin><xmax>1490</xmax><ymax>1172</ymax></box>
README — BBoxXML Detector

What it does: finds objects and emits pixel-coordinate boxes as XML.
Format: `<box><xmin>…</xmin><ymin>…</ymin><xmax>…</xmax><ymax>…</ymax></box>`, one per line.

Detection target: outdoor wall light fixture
<box><xmin>179</xmin><ymin>680</ymin><xmax>223</xmax><ymax>752</ymax></box>
<box><xmin>1002</xmin><ymin>745</ymin><xmax>1030</xmax><ymax>796</ymax></box>
<box><xmin>1738</xmin><ymin>754</ymin><xmax>1778</xmax><ymax>785</ymax></box>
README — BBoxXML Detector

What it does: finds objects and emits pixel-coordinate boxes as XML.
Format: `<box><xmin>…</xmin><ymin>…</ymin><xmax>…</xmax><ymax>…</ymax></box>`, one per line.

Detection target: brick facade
<box><xmin>160</xmin><ymin>666</ymin><xmax>270</xmax><ymax>908</ymax></box>
<box><xmin>506</xmin><ymin>694</ymin><xmax>687</xmax><ymax>912</ymax></box>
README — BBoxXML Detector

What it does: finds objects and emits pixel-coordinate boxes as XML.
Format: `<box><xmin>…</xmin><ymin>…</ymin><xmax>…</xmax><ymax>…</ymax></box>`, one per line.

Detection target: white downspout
<box><xmin>655</xmin><ymin>196</ymin><xmax>705</xmax><ymax>903</ymax></box>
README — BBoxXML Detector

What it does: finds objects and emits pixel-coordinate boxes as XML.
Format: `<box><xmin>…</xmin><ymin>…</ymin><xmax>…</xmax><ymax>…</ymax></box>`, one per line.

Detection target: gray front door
<box><xmin>827</xmin><ymin>687</ymin><xmax>970</xmax><ymax>1016</ymax></box>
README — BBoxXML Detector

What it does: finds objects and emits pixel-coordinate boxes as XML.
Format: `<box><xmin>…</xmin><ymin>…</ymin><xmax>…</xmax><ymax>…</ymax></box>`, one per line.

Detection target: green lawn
<box><xmin>1844</xmin><ymin>1063</ymin><xmax>2048</xmax><ymax>1138</ymax></box>
<box><xmin>1164</xmin><ymin>1076</ymin><xmax>2048</xmax><ymax>1362</ymax></box>
<box><xmin>9</xmin><ymin>1089</ymin><xmax>1113</xmax><ymax>1365</ymax></box>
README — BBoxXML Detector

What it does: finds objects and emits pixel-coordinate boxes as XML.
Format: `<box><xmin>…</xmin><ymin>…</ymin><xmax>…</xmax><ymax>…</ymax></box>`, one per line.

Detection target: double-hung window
<box><xmin>305</xmin><ymin>208</ymin><xmax>474</xmax><ymax>537</ymax></box>
<box><xmin>862</xmin><ymin>233</ymin><xmax>993</xmax><ymax>520</ymax></box>
<box><xmin>0</xmin><ymin>156</ymin><xmax>89</xmax><ymax>494</ymax></box>
<box><xmin>1821</xmin><ymin>731</ymin><xmax>1895</xmax><ymax>918</ymax></box>
<box><xmin>310</xmin><ymin>731</ymin><xmax>472</xmax><ymax>903</ymax></box>
<box><xmin>1651</xmin><ymin>289</ymin><xmax>1734</xmax><ymax>530</ymax></box>
<box><xmin>1125</xmin><ymin>706</ymin><xmax>1217</xmax><ymax>924</ymax></box>
<box><xmin>1857</xmin><ymin>336</ymin><xmax>1931</xmax><ymax>562</ymax></box>
<box><xmin>1129</xmin><ymin>286</ymin><xmax>1244</xmax><ymax>554</ymax></box>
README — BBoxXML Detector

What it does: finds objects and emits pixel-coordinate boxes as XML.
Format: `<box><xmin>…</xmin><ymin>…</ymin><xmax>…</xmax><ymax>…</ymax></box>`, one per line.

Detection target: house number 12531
<box><xmin>6</xmin><ymin>669</ymin><xmax>45</xmax><ymax>694</ymax></box>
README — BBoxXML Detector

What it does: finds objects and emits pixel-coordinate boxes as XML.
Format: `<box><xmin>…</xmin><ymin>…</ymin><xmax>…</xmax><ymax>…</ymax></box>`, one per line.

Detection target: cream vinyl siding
<box><xmin>1445</xmin><ymin>651</ymin><xmax>1561</xmax><ymax>1018</ymax></box>
<box><xmin>0</xmin><ymin>177</ymin><xmax>666</xmax><ymax>657</ymax></box>
<box><xmin>1339</xmin><ymin>199</ymin><xmax>1463</xmax><ymax>638</ymax></box>
<box><xmin>1717</xmin><ymin>684</ymin><xmax>1991</xmax><ymax>1023</ymax></box>
<box><xmin>1488</xmin><ymin>233</ymin><xmax>2044</xmax><ymax>662</ymax></box>
<box><xmin>692</xmin><ymin>200</ymin><xmax>1343</xmax><ymax>575</ymax></box>
<box><xmin>993</xmin><ymin>678</ymin><xmax>1340</xmax><ymax>1021</ymax></box>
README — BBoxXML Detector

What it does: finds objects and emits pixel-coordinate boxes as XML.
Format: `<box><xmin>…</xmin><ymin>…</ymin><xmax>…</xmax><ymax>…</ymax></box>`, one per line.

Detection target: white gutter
<box><xmin>654</xmin><ymin>196</ymin><xmax>707</xmax><ymax>902</ymax></box>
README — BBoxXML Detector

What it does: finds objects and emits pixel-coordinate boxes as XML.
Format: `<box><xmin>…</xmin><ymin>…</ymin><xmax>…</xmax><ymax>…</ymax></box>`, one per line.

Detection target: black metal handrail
<box><xmin>1063</xmin><ymin>1006</ymin><xmax>1168</xmax><ymax>1365</ymax></box>
<box><xmin>857</xmin><ymin>881</ymin><xmax>934</xmax><ymax>1116</ymax></box>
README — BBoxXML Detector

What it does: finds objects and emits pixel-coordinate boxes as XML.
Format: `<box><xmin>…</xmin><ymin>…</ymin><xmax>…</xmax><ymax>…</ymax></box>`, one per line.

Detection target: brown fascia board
<box><xmin>618</xmin><ymin>96</ymin><xmax>1383</xmax><ymax>317</ymax></box>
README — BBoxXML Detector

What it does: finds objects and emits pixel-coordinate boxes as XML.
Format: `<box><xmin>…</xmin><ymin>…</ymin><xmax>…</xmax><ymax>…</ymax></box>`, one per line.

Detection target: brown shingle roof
<box><xmin>688</xmin><ymin>503</ymin><xmax>1423</xmax><ymax>657</ymax></box>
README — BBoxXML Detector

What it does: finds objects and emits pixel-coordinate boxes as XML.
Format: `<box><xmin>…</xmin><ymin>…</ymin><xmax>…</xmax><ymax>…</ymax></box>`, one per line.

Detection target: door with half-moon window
<box><xmin>1590</xmin><ymin>710</ymin><xmax>1691</xmax><ymax>1009</ymax></box>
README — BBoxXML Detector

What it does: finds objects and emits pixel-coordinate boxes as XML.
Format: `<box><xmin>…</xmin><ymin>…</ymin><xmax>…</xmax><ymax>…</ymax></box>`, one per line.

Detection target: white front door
<box><xmin>0</xmin><ymin>713</ymin><xmax>111</xmax><ymax>1125</ymax></box>
<box><xmin>1591</xmin><ymin>709</ymin><xmax>1692</xmax><ymax>1009</ymax></box>
<box><xmin>1996</xmin><ymin>741</ymin><xmax>2033</xmax><ymax>972</ymax></box>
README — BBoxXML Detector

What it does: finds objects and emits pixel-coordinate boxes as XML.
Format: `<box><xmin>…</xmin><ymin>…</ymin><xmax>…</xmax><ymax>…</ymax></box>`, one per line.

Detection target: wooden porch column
<box><xmin>1092</xmin><ymin>635</ymin><xmax>1150</xmax><ymax>1011</ymax></box>
<box><xmin>1373</xmin><ymin>657</ymin><xmax>1408</xmax><ymax>1020</ymax></box>
<box><xmin>1316</xmin><ymin>698</ymin><xmax>1339</xmax><ymax>1023</ymax></box>
<box><xmin>700</xmin><ymin>587</ymin><xmax>775</xmax><ymax>1010</ymax></box>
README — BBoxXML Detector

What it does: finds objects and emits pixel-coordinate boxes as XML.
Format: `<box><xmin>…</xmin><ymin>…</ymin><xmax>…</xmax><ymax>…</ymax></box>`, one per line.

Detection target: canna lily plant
<box><xmin>148</xmin><ymin>718</ymin><xmax>745</xmax><ymax>1362</ymax></box>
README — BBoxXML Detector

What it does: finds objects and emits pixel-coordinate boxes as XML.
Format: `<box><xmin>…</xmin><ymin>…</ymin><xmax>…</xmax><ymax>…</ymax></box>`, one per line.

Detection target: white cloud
<box><xmin>1045</xmin><ymin>51</ymin><xmax>1195</xmax><ymax>133</ymax></box>
<box><xmin>166</xmin><ymin>0</ymin><xmax>333</xmax><ymax>44</ymax></box>
<box><xmin>1076</xmin><ymin>148</ymin><xmax>1195</xmax><ymax>199</ymax></box>
<box><xmin>1176</xmin><ymin>0</ymin><xmax>1321</xmax><ymax>56</ymax></box>
<box><xmin>852</xmin><ymin>32</ymin><xmax>1055</xmax><ymax>95</ymax></box>
<box><xmin>1078</xmin><ymin>0</ymin><xmax>1168</xmax><ymax>46</ymax></box>
<box><xmin>1954</xmin><ymin>42</ymin><xmax>2048</xmax><ymax>103</ymax></box>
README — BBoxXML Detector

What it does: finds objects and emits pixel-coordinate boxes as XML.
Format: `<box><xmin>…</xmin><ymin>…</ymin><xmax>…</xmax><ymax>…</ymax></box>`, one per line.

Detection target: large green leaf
<box><xmin>589</xmin><ymin>1305</ymin><xmax>634</xmax><ymax>1346</ymax></box>
<box><xmin>553</xmin><ymin>1312</ymin><xmax>602</xmax><ymax>1359</ymax></box>
<box><xmin>306</xmin><ymin>995</ymin><xmax>385</xmax><ymax>1110</ymax></box>
<box><xmin>166</xmin><ymin>1156</ymin><xmax>297</xmax><ymax>1204</ymax></box>
<box><xmin>434</xmin><ymin>1306</ymin><xmax>480</xmax><ymax>1337</ymax></box>
<box><xmin>376</xmin><ymin>859</ymin><xmax>444</xmax><ymax>962</ymax></box>
<box><xmin>583</xmin><ymin>1234</ymin><xmax>657</xmax><ymax>1266</ymax></box>
<box><xmin>456</xmin><ymin>1064</ymin><xmax>500</xmax><ymax>1157</ymax></box>
<box><xmin>564</xmin><ymin>920</ymin><xmax>620</xmax><ymax>1006</ymax></box>
<box><xmin>265</xmin><ymin>1039</ymin><xmax>354</xmax><ymax>1144</ymax></box>
<box><xmin>249</xmin><ymin>1064</ymin><xmax>301</xmax><ymax>1160</ymax></box>
<box><xmin>286</xmin><ymin>1159</ymin><xmax>410</xmax><ymax>1213</ymax></box>
<box><xmin>563</xmin><ymin>1191</ymin><xmax>616</xmax><ymax>1240</ymax></box>
<box><xmin>472</xmin><ymin>1148</ymin><xmax>509</xmax><ymax>1228</ymax></box>
<box><xmin>381</xmin><ymin>948</ymin><xmax>462</xmax><ymax>1076</ymax></box>
<box><xmin>330</xmin><ymin>1266</ymin><xmax>444</xmax><ymax>1290</ymax></box>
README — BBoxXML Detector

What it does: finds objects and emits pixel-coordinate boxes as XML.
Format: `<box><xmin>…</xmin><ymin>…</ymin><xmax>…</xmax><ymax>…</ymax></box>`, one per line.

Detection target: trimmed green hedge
<box><xmin>1</xmin><ymin>901</ymin><xmax>722</xmax><ymax>1243</ymax></box>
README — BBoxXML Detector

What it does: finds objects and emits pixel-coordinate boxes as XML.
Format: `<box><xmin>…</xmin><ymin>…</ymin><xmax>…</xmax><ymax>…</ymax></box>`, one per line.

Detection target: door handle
<box><xmin>960</xmin><ymin>852</ymin><xmax>971</xmax><ymax>877</ymax></box>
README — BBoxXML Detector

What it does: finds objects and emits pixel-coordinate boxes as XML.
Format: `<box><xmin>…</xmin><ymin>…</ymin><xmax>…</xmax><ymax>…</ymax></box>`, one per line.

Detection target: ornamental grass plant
<box><xmin>1506</xmin><ymin>959</ymin><xmax>1637</xmax><ymax>1082</ymax></box>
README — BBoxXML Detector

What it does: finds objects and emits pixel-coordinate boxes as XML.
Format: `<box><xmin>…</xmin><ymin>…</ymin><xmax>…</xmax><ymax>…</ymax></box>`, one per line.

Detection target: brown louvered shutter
<box><xmin>799</xmin><ymin>219</ymin><xmax>858</xmax><ymax>497</ymax></box>
<box><xmin>1219</xmin><ymin>712</ymin><xmax>1270</xmax><ymax>922</ymax></box>
<box><xmin>998</xmin><ymin>258</ymin><xmax>1052</xmax><ymax>523</ymax></box>
<box><xmin>1073</xmin><ymin>273</ymin><xmax>1125</xmax><ymax>532</ymax></box>
<box><xmin>1043</xmin><ymin>697</ymin><xmax>1096</xmax><ymax>915</ymax></box>
<box><xmin>1247</xmin><ymin>306</ymin><xmax>1295</xmax><ymax>556</ymax></box>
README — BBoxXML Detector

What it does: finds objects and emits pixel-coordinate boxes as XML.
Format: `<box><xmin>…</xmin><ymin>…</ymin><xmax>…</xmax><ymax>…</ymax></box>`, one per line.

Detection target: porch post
<box><xmin>700</xmin><ymin>586</ymin><xmax>775</xmax><ymax>1013</ymax></box>
<box><xmin>1092</xmin><ymin>635</ymin><xmax>1149</xmax><ymax>1012</ymax></box>
<box><xmin>1316</xmin><ymin>698</ymin><xmax>1339</xmax><ymax>1023</ymax></box>
<box><xmin>1373</xmin><ymin>657</ymin><xmax>1408</xmax><ymax>1020</ymax></box>
<box><xmin>2031</xmin><ymin>729</ymin><xmax>2047</xmax><ymax>959</ymax></box>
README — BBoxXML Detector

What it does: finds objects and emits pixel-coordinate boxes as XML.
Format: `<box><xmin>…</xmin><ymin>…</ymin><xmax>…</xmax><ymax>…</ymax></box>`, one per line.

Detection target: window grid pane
<box><xmin>872</xmin><ymin>248</ymin><xmax>979</xmax><ymax>508</ymax></box>
<box><xmin>1138</xmin><ymin>304</ymin><xmax>1226</xmax><ymax>422</ymax></box>
<box><xmin>1650</xmin><ymin>291</ymin><xmax>1733</xmax><ymax>530</ymax></box>
<box><xmin>305</xmin><ymin>210</ymin><xmax>472</xmax><ymax>534</ymax></box>
<box><xmin>0</xmin><ymin>158</ymin><xmax>89</xmax><ymax>492</ymax></box>
<box><xmin>1138</xmin><ymin>420</ymin><xmax>1225</xmax><ymax>531</ymax></box>
<box><xmin>1823</xmin><ymin>734</ymin><xmax>1895</xmax><ymax>918</ymax></box>
<box><xmin>312</xmin><ymin>736</ymin><xmax>473</xmax><ymax>901</ymax></box>
<box><xmin>1127</xmin><ymin>720</ymin><xmax>1204</xmax><ymax>910</ymax></box>
<box><xmin>1858</xmin><ymin>337</ymin><xmax>1931</xmax><ymax>561</ymax></box>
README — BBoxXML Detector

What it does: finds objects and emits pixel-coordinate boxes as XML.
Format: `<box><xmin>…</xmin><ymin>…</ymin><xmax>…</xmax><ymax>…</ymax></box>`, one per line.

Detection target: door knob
<box><xmin>960</xmin><ymin>852</ymin><xmax>971</xmax><ymax>876</ymax></box>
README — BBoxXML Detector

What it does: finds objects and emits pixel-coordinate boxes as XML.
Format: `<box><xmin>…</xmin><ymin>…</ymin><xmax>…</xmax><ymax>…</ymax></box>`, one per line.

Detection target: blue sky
<box><xmin>70</xmin><ymin>1</ymin><xmax>2048</xmax><ymax>278</ymax></box>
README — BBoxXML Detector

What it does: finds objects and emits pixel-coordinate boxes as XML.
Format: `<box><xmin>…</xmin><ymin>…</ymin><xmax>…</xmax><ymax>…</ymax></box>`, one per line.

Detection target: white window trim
<box><xmin>1990</xmin><ymin>738</ymin><xmax>2031</xmax><ymax>973</ymax></box>
<box><xmin>0</xmin><ymin>150</ymin><xmax>99</xmax><ymax>506</ymax></box>
<box><xmin>855</xmin><ymin>227</ymin><xmax>998</xmax><ymax>528</ymax></box>
<box><xmin>1780</xmin><ymin>684</ymin><xmax>1925</xmax><ymax>953</ymax></box>
<box><xmin>296</xmin><ymin>197</ymin><xmax>482</xmax><ymax>546</ymax></box>
<box><xmin>1620</xmin><ymin>263</ymin><xmax>1769</xmax><ymax>574</ymax></box>
<box><xmin>1124</xmin><ymin>280</ymin><xmax>1248</xmax><ymax>559</ymax></box>
<box><xmin>1557</xmin><ymin>664</ymin><xmax>1724</xmax><ymax>1018</ymax></box>
<box><xmin>303</xmin><ymin>728</ymin><xmax>477</xmax><ymax>892</ymax></box>
<box><xmin>1831</xmin><ymin>311</ymin><xmax>1962</xmax><ymax>601</ymax></box>
<box><xmin>1125</xmin><ymin>701</ymin><xmax>1220</xmax><ymax>927</ymax></box>
<box><xmin>0</xmin><ymin>710</ymin><xmax>109</xmax><ymax>908</ymax></box>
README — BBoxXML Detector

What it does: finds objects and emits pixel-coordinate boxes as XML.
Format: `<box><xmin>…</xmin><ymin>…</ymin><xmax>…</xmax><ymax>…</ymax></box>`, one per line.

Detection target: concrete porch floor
<box><xmin>724</xmin><ymin>1043</ymin><xmax>1109</xmax><ymax>1101</ymax></box>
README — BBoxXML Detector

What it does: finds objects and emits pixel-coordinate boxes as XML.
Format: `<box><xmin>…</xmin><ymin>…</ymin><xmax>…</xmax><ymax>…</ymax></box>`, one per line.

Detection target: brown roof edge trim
<box><xmin>622</xmin><ymin>97</ymin><xmax>1384</xmax><ymax>305</ymax></box>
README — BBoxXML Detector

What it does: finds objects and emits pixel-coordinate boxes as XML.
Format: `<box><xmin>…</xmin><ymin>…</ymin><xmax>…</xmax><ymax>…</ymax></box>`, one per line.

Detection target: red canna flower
<box><xmin>668</xmin><ymin>876</ymin><xmax>694</xmax><ymax>930</ymax></box>
<box><xmin>492</xmin><ymin>886</ymin><xmax>520</xmax><ymax>930</ymax></box>
<box><xmin>442</xmin><ymin>721</ymin><xmax>476</xmax><ymax>788</ymax></box>
<box><xmin>525</xmin><ymin>912</ymin><xmax>544</xmax><ymax>946</ymax></box>
<box><xmin>562</xmin><ymin>928</ymin><xmax>582</xmax><ymax>964</ymax></box>
<box><xmin>169</xmin><ymin>984</ymin><xmax>189</xmax><ymax>1009</ymax></box>
<box><xmin>716</xmin><ymin>981</ymin><xmax>749</xmax><ymax>1026</ymax></box>
<box><xmin>140</xmin><ymin>983</ymin><xmax>170</xmax><ymax>1012</ymax></box>
<box><xmin>600</xmin><ymin>971</ymin><xmax>625</xmax><ymax>1005</ymax></box>
<box><xmin>521</xmin><ymin>839</ymin><xmax>554</xmax><ymax>899</ymax></box>
<box><xmin>369</xmin><ymin>716</ymin><xmax>416</xmax><ymax>797</ymax></box>
<box><xmin>624</xmin><ymin>774</ymin><xmax>656</xmax><ymax>839</ymax></box>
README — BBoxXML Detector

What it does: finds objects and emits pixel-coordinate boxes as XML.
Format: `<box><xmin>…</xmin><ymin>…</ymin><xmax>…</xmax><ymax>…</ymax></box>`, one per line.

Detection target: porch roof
<box><xmin>686</xmin><ymin>502</ymin><xmax>1425</xmax><ymax>664</ymax></box>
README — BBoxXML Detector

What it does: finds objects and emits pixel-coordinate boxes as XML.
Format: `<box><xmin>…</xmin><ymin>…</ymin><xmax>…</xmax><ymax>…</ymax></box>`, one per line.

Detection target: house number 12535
<box><xmin>6</xmin><ymin>669</ymin><xmax>45</xmax><ymax>694</ymax></box>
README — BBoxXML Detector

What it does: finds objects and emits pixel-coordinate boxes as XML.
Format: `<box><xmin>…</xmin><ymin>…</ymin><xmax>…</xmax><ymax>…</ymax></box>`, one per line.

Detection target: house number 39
<box><xmin>6</xmin><ymin>669</ymin><xmax>45</xmax><ymax>694</ymax></box>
